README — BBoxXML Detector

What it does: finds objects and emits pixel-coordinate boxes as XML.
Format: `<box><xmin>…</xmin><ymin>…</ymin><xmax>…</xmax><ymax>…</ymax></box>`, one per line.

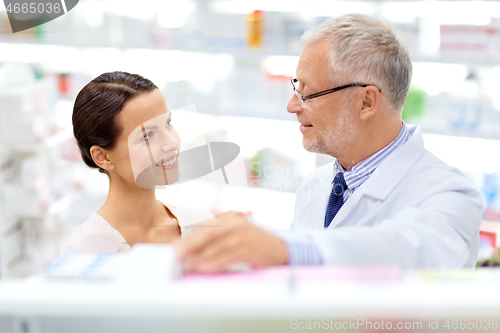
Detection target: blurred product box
<box><xmin>0</xmin><ymin>77</ymin><xmax>57</xmax><ymax>146</ymax></box>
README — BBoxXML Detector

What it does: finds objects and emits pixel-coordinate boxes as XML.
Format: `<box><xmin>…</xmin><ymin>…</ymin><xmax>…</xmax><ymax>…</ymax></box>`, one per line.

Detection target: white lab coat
<box><xmin>291</xmin><ymin>125</ymin><xmax>484</xmax><ymax>268</ymax></box>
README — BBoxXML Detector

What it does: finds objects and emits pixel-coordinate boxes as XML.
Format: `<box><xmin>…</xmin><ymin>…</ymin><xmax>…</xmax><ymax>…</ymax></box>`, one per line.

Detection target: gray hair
<box><xmin>300</xmin><ymin>14</ymin><xmax>412</xmax><ymax>114</ymax></box>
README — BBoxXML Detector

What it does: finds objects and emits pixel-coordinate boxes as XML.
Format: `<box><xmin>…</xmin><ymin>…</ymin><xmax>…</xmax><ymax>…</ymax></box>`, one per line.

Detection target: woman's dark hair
<box><xmin>72</xmin><ymin>71</ymin><xmax>158</xmax><ymax>175</ymax></box>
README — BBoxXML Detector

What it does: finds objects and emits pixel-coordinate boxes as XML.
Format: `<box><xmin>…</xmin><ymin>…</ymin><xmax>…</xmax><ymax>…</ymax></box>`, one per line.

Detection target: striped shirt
<box><xmin>337</xmin><ymin>121</ymin><xmax>411</xmax><ymax>203</ymax></box>
<box><xmin>279</xmin><ymin>121</ymin><xmax>411</xmax><ymax>265</ymax></box>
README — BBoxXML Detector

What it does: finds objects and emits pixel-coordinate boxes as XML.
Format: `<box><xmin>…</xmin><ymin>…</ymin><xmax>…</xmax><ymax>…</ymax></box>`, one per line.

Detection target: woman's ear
<box><xmin>358</xmin><ymin>86</ymin><xmax>380</xmax><ymax>121</ymax></box>
<box><xmin>90</xmin><ymin>145</ymin><xmax>115</xmax><ymax>172</ymax></box>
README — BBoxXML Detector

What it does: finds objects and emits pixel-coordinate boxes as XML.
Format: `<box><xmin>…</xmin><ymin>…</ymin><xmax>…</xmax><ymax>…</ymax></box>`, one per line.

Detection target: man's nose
<box><xmin>287</xmin><ymin>93</ymin><xmax>303</xmax><ymax>114</ymax></box>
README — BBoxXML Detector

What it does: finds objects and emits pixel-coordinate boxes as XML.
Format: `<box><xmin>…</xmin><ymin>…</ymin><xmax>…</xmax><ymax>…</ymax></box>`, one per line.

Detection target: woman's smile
<box><xmin>154</xmin><ymin>154</ymin><xmax>179</xmax><ymax>170</ymax></box>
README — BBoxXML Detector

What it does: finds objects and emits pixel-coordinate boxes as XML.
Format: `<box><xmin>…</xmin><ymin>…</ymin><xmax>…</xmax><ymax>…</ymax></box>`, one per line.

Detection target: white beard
<box><xmin>302</xmin><ymin>102</ymin><xmax>357</xmax><ymax>157</ymax></box>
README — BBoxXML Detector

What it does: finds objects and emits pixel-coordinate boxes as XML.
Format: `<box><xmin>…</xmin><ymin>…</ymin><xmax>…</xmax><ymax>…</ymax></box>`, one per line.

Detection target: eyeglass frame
<box><xmin>291</xmin><ymin>78</ymin><xmax>382</xmax><ymax>108</ymax></box>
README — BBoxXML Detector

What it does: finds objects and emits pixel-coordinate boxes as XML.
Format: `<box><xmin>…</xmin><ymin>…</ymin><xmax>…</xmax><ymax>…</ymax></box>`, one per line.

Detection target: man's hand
<box><xmin>173</xmin><ymin>212</ymin><xmax>288</xmax><ymax>273</ymax></box>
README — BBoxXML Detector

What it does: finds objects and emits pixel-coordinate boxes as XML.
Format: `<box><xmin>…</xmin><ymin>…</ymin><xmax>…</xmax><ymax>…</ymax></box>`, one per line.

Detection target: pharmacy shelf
<box><xmin>3</xmin><ymin>192</ymin><xmax>79</xmax><ymax>221</ymax></box>
<box><xmin>0</xmin><ymin>127</ymin><xmax>73</xmax><ymax>154</ymax></box>
<box><xmin>1</xmin><ymin>268</ymin><xmax>500</xmax><ymax>332</ymax></box>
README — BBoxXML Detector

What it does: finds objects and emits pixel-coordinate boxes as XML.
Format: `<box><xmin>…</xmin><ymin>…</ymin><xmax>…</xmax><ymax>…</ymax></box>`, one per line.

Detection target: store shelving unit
<box><xmin>0</xmin><ymin>71</ymin><xmax>81</xmax><ymax>278</ymax></box>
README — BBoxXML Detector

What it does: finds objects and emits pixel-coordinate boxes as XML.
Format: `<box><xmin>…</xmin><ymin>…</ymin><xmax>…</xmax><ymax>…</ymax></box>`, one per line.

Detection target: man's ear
<box><xmin>358</xmin><ymin>86</ymin><xmax>380</xmax><ymax>121</ymax></box>
<box><xmin>90</xmin><ymin>145</ymin><xmax>115</xmax><ymax>172</ymax></box>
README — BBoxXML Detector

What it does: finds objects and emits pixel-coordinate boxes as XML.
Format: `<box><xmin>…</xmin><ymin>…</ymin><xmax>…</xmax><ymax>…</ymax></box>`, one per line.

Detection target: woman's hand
<box><xmin>173</xmin><ymin>212</ymin><xmax>288</xmax><ymax>273</ymax></box>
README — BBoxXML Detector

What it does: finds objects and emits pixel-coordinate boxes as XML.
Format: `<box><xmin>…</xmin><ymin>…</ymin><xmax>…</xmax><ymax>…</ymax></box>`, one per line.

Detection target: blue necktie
<box><xmin>324</xmin><ymin>172</ymin><xmax>347</xmax><ymax>228</ymax></box>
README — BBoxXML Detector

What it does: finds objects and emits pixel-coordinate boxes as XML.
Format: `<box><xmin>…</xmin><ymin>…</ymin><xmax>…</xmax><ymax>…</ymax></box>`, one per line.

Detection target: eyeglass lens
<box><xmin>292</xmin><ymin>79</ymin><xmax>306</xmax><ymax>108</ymax></box>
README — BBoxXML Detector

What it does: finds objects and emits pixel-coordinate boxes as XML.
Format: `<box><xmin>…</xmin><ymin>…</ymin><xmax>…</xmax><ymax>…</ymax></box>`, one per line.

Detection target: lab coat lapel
<box><xmin>327</xmin><ymin>125</ymin><xmax>424</xmax><ymax>228</ymax></box>
<box><xmin>327</xmin><ymin>185</ymin><xmax>364</xmax><ymax>228</ymax></box>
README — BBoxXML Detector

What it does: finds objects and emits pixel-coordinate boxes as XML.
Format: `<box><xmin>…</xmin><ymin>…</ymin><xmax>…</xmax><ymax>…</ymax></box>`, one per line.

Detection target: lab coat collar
<box><xmin>326</xmin><ymin>124</ymin><xmax>423</xmax><ymax>229</ymax></box>
<box><xmin>358</xmin><ymin>124</ymin><xmax>423</xmax><ymax>201</ymax></box>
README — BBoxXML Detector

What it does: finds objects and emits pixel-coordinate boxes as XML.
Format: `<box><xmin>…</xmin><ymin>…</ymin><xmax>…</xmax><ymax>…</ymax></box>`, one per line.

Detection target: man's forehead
<box><xmin>299</xmin><ymin>42</ymin><xmax>329</xmax><ymax>65</ymax></box>
<box><xmin>297</xmin><ymin>43</ymin><xmax>332</xmax><ymax>86</ymax></box>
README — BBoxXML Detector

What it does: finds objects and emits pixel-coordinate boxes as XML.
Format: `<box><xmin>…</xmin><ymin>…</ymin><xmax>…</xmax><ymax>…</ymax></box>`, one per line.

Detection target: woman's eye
<box><xmin>165</xmin><ymin>118</ymin><xmax>172</xmax><ymax>128</ymax></box>
<box><xmin>144</xmin><ymin>131</ymin><xmax>154</xmax><ymax>140</ymax></box>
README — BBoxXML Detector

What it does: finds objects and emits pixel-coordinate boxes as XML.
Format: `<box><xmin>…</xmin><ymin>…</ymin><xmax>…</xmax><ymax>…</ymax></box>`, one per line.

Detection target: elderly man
<box><xmin>174</xmin><ymin>14</ymin><xmax>484</xmax><ymax>271</ymax></box>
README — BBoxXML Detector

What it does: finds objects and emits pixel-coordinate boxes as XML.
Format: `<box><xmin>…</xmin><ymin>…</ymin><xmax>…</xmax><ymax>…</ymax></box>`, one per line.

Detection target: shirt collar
<box><xmin>333</xmin><ymin>121</ymin><xmax>411</xmax><ymax>189</ymax></box>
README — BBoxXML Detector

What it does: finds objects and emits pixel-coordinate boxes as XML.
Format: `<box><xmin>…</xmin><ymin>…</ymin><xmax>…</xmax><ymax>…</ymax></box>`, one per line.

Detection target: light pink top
<box><xmin>60</xmin><ymin>203</ymin><xmax>214</xmax><ymax>255</ymax></box>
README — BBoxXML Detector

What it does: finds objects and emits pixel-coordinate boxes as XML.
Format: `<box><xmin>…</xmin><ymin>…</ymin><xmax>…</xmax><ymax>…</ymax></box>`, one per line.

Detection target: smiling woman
<box><xmin>127</xmin><ymin>109</ymin><xmax>181</xmax><ymax>189</ymax></box>
<box><xmin>61</xmin><ymin>71</ymin><xmax>213</xmax><ymax>254</ymax></box>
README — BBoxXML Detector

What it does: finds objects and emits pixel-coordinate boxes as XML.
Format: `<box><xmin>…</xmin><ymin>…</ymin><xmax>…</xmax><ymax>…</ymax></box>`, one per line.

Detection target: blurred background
<box><xmin>0</xmin><ymin>0</ymin><xmax>499</xmax><ymax>278</ymax></box>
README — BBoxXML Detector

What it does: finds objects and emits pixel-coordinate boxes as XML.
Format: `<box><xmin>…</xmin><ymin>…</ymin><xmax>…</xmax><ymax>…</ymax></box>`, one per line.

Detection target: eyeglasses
<box><xmin>291</xmin><ymin>78</ymin><xmax>382</xmax><ymax>108</ymax></box>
